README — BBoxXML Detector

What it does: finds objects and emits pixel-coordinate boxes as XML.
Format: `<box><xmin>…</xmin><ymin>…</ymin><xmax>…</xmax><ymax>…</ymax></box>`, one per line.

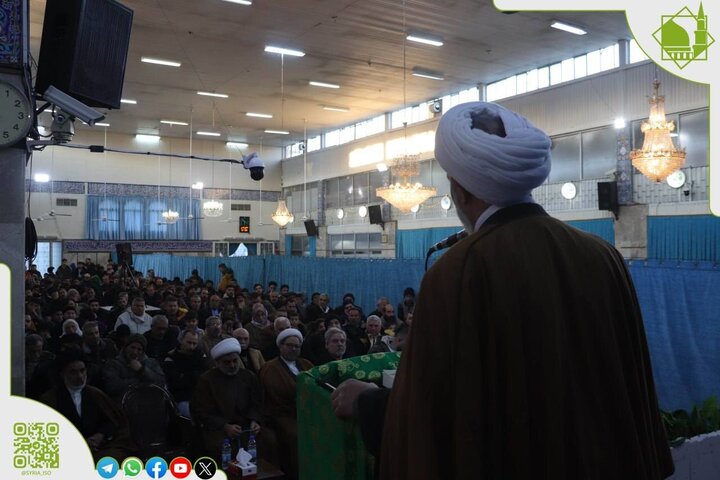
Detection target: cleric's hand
<box><xmin>331</xmin><ymin>379</ymin><xmax>378</xmax><ymax>418</ymax></box>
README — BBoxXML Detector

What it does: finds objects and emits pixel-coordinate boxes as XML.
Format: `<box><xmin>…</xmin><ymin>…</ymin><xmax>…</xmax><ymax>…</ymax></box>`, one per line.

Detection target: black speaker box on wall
<box><xmin>304</xmin><ymin>219</ymin><xmax>318</xmax><ymax>237</ymax></box>
<box><xmin>597</xmin><ymin>181</ymin><xmax>619</xmax><ymax>219</ymax></box>
<box><xmin>35</xmin><ymin>0</ymin><xmax>134</xmax><ymax>109</ymax></box>
<box><xmin>368</xmin><ymin>205</ymin><xmax>384</xmax><ymax>226</ymax></box>
<box><xmin>115</xmin><ymin>242</ymin><xmax>133</xmax><ymax>265</ymax></box>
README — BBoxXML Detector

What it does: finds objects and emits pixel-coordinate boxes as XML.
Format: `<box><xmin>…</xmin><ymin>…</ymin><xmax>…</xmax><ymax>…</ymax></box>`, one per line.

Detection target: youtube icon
<box><xmin>169</xmin><ymin>457</ymin><xmax>192</xmax><ymax>479</ymax></box>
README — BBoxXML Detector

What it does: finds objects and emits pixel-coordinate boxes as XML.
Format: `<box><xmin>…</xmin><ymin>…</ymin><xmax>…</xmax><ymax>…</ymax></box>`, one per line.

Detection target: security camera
<box><xmin>42</xmin><ymin>86</ymin><xmax>105</xmax><ymax>126</ymax></box>
<box><xmin>242</xmin><ymin>152</ymin><xmax>264</xmax><ymax>181</ymax></box>
<box><xmin>299</xmin><ymin>142</ymin><xmax>305</xmax><ymax>151</ymax></box>
<box><xmin>429</xmin><ymin>99</ymin><xmax>442</xmax><ymax>114</ymax></box>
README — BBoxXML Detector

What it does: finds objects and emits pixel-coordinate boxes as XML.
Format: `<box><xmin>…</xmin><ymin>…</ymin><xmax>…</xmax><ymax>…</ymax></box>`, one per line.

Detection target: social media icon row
<box><xmin>96</xmin><ymin>456</ymin><xmax>216</xmax><ymax>479</ymax></box>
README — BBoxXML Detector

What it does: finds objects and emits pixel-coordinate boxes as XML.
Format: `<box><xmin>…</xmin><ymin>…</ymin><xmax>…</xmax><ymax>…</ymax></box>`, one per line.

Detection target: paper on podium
<box><xmin>382</xmin><ymin>369</ymin><xmax>397</xmax><ymax>388</ymax></box>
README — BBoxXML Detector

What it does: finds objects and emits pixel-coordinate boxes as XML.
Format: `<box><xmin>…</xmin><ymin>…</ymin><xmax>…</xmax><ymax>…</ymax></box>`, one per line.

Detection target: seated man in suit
<box><xmin>259</xmin><ymin>329</ymin><xmax>313</xmax><ymax>479</ymax></box>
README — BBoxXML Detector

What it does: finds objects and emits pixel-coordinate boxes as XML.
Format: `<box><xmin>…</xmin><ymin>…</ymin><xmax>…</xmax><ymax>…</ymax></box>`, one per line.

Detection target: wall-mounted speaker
<box><xmin>597</xmin><ymin>181</ymin><xmax>619</xmax><ymax>219</ymax></box>
<box><xmin>35</xmin><ymin>0</ymin><xmax>134</xmax><ymax>109</ymax></box>
<box><xmin>304</xmin><ymin>219</ymin><xmax>318</xmax><ymax>237</ymax></box>
<box><xmin>115</xmin><ymin>242</ymin><xmax>133</xmax><ymax>265</ymax></box>
<box><xmin>368</xmin><ymin>205</ymin><xmax>384</xmax><ymax>226</ymax></box>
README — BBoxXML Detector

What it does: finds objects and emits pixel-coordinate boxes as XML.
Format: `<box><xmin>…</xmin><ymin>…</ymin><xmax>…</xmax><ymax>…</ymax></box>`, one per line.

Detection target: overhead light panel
<box><xmin>191</xmin><ymin>182</ymin><xmax>204</xmax><ymax>190</ymax></box>
<box><xmin>246</xmin><ymin>112</ymin><xmax>273</xmax><ymax>118</ymax></box>
<box><xmin>550</xmin><ymin>21</ymin><xmax>587</xmax><ymax>35</ymax></box>
<box><xmin>222</xmin><ymin>0</ymin><xmax>252</xmax><ymax>4</ymax></box>
<box><xmin>309</xmin><ymin>81</ymin><xmax>340</xmax><ymax>89</ymax></box>
<box><xmin>34</xmin><ymin>173</ymin><xmax>50</xmax><ymax>183</ymax></box>
<box><xmin>323</xmin><ymin>105</ymin><xmax>350</xmax><ymax>112</ymax></box>
<box><xmin>136</xmin><ymin>134</ymin><xmax>161</xmax><ymax>142</ymax></box>
<box><xmin>406</xmin><ymin>34</ymin><xmax>444</xmax><ymax>47</ymax></box>
<box><xmin>265</xmin><ymin>129</ymin><xmax>290</xmax><ymax>135</ymax></box>
<box><xmin>141</xmin><ymin>56</ymin><xmax>182</xmax><ymax>67</ymax></box>
<box><xmin>264</xmin><ymin>45</ymin><xmax>305</xmax><ymax>57</ymax></box>
<box><xmin>227</xmin><ymin>141</ymin><xmax>249</xmax><ymax>148</ymax></box>
<box><xmin>160</xmin><ymin>120</ymin><xmax>189</xmax><ymax>126</ymax></box>
<box><xmin>120</xmin><ymin>98</ymin><xmax>137</xmax><ymax>104</ymax></box>
<box><xmin>95</xmin><ymin>122</ymin><xmax>111</xmax><ymax>127</ymax></box>
<box><xmin>614</xmin><ymin>118</ymin><xmax>626</xmax><ymax>129</ymax></box>
<box><xmin>197</xmin><ymin>131</ymin><xmax>221</xmax><ymax>136</ymax></box>
<box><xmin>412</xmin><ymin>68</ymin><xmax>444</xmax><ymax>81</ymax></box>
<box><xmin>197</xmin><ymin>91</ymin><xmax>229</xmax><ymax>98</ymax></box>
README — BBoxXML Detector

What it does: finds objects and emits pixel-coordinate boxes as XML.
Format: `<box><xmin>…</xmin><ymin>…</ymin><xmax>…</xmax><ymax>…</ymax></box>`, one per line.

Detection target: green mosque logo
<box><xmin>653</xmin><ymin>2</ymin><xmax>714</xmax><ymax>69</ymax></box>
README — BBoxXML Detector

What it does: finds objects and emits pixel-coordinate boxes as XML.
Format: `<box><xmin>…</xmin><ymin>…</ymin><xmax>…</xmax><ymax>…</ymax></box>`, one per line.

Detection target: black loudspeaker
<box><xmin>35</xmin><ymin>0</ymin><xmax>134</xmax><ymax>109</ymax></box>
<box><xmin>597</xmin><ymin>181</ymin><xmax>619</xmax><ymax>219</ymax></box>
<box><xmin>304</xmin><ymin>219</ymin><xmax>318</xmax><ymax>237</ymax></box>
<box><xmin>115</xmin><ymin>242</ymin><xmax>133</xmax><ymax>265</ymax></box>
<box><xmin>368</xmin><ymin>205</ymin><xmax>384</xmax><ymax>226</ymax></box>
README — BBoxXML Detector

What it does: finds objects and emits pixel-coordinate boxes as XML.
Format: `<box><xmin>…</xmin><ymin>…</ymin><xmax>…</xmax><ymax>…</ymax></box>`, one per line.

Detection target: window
<box><xmin>329</xmin><ymin>233</ymin><xmax>382</xmax><ymax>257</ymax></box>
<box><xmin>629</xmin><ymin>39</ymin><xmax>648</xmax><ymax>64</ymax></box>
<box><xmin>353</xmin><ymin>173</ymin><xmax>369</xmax><ymax>205</ymax></box>
<box><xmin>368</xmin><ymin>170</ymin><xmax>388</xmax><ymax>203</ymax></box>
<box><xmin>581</xmin><ymin>127</ymin><xmax>617</xmax><ymax>179</ymax></box>
<box><xmin>538</xmin><ymin>66</ymin><xmax>550</xmax><ymax>88</ymax></box>
<box><xmin>574</xmin><ymin>55</ymin><xmax>587</xmax><ymax>79</ymax></box>
<box><xmin>526</xmin><ymin>69</ymin><xmax>539</xmax><ymax>92</ymax></box>
<box><xmin>291</xmin><ymin>235</ymin><xmax>310</xmax><ymax>256</ymax></box>
<box><xmin>679</xmin><ymin>110</ymin><xmax>709</xmax><ymax>167</ymax></box>
<box><xmin>325</xmin><ymin>178</ymin><xmax>340</xmax><ymax>209</ymax></box>
<box><xmin>355</xmin><ymin>116</ymin><xmax>385</xmax><ymax>139</ymax></box>
<box><xmin>561</xmin><ymin>58</ymin><xmax>574</xmax><ymax>82</ymax></box>
<box><xmin>548</xmin><ymin>134</ymin><xmax>581</xmax><ymax>182</ymax></box>
<box><xmin>307</xmin><ymin>135</ymin><xmax>322</xmax><ymax>152</ymax></box>
<box><xmin>33</xmin><ymin>241</ymin><xmax>63</xmax><ymax>277</ymax></box>
<box><xmin>549</xmin><ymin>63</ymin><xmax>562</xmax><ymax>85</ymax></box>
<box><xmin>339</xmin><ymin>125</ymin><xmax>356</xmax><ymax>144</ymax></box>
<box><xmin>586</xmin><ymin>50</ymin><xmax>601</xmax><ymax>75</ymax></box>
<box><xmin>600</xmin><ymin>44</ymin><xmax>619</xmax><ymax>71</ymax></box>
<box><xmin>516</xmin><ymin>73</ymin><xmax>527</xmax><ymax>95</ymax></box>
<box><xmin>339</xmin><ymin>176</ymin><xmax>353</xmax><ymax>206</ymax></box>
<box><xmin>325</xmin><ymin>129</ymin><xmax>340</xmax><ymax>148</ymax></box>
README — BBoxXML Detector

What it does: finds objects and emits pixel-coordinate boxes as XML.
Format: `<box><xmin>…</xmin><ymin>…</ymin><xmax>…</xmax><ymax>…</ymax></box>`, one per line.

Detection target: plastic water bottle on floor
<box><xmin>247</xmin><ymin>434</ymin><xmax>257</xmax><ymax>463</ymax></box>
<box><xmin>222</xmin><ymin>437</ymin><xmax>232</xmax><ymax>470</ymax></box>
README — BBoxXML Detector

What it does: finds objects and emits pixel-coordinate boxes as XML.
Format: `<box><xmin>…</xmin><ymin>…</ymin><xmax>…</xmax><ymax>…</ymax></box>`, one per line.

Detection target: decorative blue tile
<box><xmin>0</xmin><ymin>0</ymin><xmax>22</xmax><ymax>66</ymax></box>
<box><xmin>64</xmin><ymin>240</ymin><xmax>213</xmax><ymax>252</ymax></box>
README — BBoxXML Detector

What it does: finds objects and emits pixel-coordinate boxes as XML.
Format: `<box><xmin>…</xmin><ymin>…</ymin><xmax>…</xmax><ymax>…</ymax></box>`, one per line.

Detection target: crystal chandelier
<box><xmin>162</xmin><ymin>209</ymin><xmax>179</xmax><ymax>224</ymax></box>
<box><xmin>203</xmin><ymin>199</ymin><xmax>224</xmax><ymax>217</ymax></box>
<box><xmin>376</xmin><ymin>154</ymin><xmax>437</xmax><ymax>212</ymax></box>
<box><xmin>629</xmin><ymin>79</ymin><xmax>686</xmax><ymax>182</ymax></box>
<box><xmin>271</xmin><ymin>199</ymin><xmax>294</xmax><ymax>227</ymax></box>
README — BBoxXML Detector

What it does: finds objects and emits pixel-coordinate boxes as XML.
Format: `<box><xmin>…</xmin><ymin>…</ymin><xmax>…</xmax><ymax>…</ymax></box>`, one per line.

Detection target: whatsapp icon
<box><xmin>121</xmin><ymin>457</ymin><xmax>144</xmax><ymax>477</ymax></box>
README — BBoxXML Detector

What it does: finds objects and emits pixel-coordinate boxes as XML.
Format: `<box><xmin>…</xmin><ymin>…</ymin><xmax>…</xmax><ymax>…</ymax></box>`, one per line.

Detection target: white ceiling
<box><xmin>29</xmin><ymin>0</ymin><xmax>630</xmax><ymax>148</ymax></box>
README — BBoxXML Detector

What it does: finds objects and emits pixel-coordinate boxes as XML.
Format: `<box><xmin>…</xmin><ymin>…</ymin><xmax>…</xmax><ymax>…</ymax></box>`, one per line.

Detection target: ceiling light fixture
<box><xmin>141</xmin><ymin>57</ymin><xmax>181</xmax><ymax>67</ymax></box>
<box><xmin>95</xmin><ymin>122</ymin><xmax>111</xmax><ymax>127</ymax></box>
<box><xmin>246</xmin><ymin>112</ymin><xmax>273</xmax><ymax>118</ymax></box>
<box><xmin>406</xmin><ymin>34</ymin><xmax>444</xmax><ymax>47</ymax></box>
<box><xmin>227</xmin><ymin>141</ymin><xmax>249</xmax><ymax>148</ymax></box>
<box><xmin>191</xmin><ymin>182</ymin><xmax>204</xmax><ymax>190</ymax></box>
<box><xmin>411</xmin><ymin>67</ymin><xmax>445</xmax><ymax>81</ymax></box>
<box><xmin>197</xmin><ymin>91</ymin><xmax>229</xmax><ymax>98</ymax></box>
<box><xmin>265</xmin><ymin>45</ymin><xmax>305</xmax><ymax>57</ymax></box>
<box><xmin>160</xmin><ymin>120</ymin><xmax>189</xmax><ymax>126</ymax></box>
<box><xmin>222</xmin><ymin>0</ymin><xmax>252</xmax><ymax>5</ymax></box>
<box><xmin>614</xmin><ymin>118</ymin><xmax>626</xmax><ymax>129</ymax></box>
<box><xmin>322</xmin><ymin>105</ymin><xmax>350</xmax><ymax>112</ymax></box>
<box><xmin>265</xmin><ymin>129</ymin><xmax>290</xmax><ymax>135</ymax></box>
<box><xmin>120</xmin><ymin>98</ymin><xmax>137</xmax><ymax>104</ymax></box>
<box><xmin>197</xmin><ymin>131</ymin><xmax>221</xmax><ymax>136</ymax></box>
<box><xmin>34</xmin><ymin>173</ymin><xmax>50</xmax><ymax>183</ymax></box>
<box><xmin>136</xmin><ymin>134</ymin><xmax>161</xmax><ymax>142</ymax></box>
<box><xmin>550</xmin><ymin>21</ymin><xmax>587</xmax><ymax>35</ymax></box>
<box><xmin>630</xmin><ymin>78</ymin><xmax>686</xmax><ymax>182</ymax></box>
<box><xmin>309</xmin><ymin>81</ymin><xmax>340</xmax><ymax>89</ymax></box>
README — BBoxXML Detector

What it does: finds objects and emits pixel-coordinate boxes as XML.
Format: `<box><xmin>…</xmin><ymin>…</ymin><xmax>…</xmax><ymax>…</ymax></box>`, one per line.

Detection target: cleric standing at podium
<box><xmin>332</xmin><ymin>102</ymin><xmax>673</xmax><ymax>480</ymax></box>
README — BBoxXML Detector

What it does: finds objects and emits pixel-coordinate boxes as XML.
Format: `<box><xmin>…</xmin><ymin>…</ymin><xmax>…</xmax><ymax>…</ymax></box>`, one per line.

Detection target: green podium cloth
<box><xmin>297</xmin><ymin>352</ymin><xmax>401</xmax><ymax>480</ymax></box>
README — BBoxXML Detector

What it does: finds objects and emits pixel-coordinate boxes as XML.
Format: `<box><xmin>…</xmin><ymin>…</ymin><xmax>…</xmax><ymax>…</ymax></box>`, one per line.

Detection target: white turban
<box><xmin>435</xmin><ymin>102</ymin><xmax>551</xmax><ymax>206</ymax></box>
<box><xmin>276</xmin><ymin>328</ymin><xmax>303</xmax><ymax>347</ymax></box>
<box><xmin>211</xmin><ymin>337</ymin><xmax>242</xmax><ymax>359</ymax></box>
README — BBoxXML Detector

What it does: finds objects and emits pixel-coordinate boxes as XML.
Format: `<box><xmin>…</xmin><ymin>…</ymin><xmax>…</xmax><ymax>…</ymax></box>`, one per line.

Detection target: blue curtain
<box><xmin>566</xmin><ymin>219</ymin><xmax>615</xmax><ymax>245</ymax></box>
<box><xmin>629</xmin><ymin>260</ymin><xmax>720</xmax><ymax>411</ymax></box>
<box><xmin>86</xmin><ymin>196</ymin><xmax>201</xmax><ymax>240</ymax></box>
<box><xmin>396</xmin><ymin>227</ymin><xmax>460</xmax><ymax>259</ymax></box>
<box><xmin>285</xmin><ymin>236</ymin><xmax>292</xmax><ymax>256</ymax></box>
<box><xmin>129</xmin><ymin>253</ymin><xmax>720</xmax><ymax>411</ymax></box>
<box><xmin>648</xmin><ymin>215</ymin><xmax>720</xmax><ymax>261</ymax></box>
<box><xmin>308</xmin><ymin>236</ymin><xmax>317</xmax><ymax>257</ymax></box>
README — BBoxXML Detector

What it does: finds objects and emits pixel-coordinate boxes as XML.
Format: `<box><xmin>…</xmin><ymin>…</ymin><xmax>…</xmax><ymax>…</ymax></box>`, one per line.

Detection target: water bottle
<box><xmin>246</xmin><ymin>434</ymin><xmax>257</xmax><ymax>463</ymax></box>
<box><xmin>221</xmin><ymin>437</ymin><xmax>232</xmax><ymax>470</ymax></box>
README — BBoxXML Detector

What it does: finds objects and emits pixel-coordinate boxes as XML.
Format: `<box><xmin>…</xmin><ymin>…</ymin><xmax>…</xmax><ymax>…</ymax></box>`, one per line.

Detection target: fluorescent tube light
<box><xmin>197</xmin><ymin>91</ymin><xmax>229</xmax><ymax>98</ymax></box>
<box><xmin>227</xmin><ymin>142</ymin><xmax>249</xmax><ymax>148</ymax></box>
<box><xmin>222</xmin><ymin>0</ymin><xmax>252</xmax><ymax>4</ymax></box>
<box><xmin>34</xmin><ymin>173</ymin><xmax>50</xmax><ymax>183</ymax></box>
<box><xmin>160</xmin><ymin>120</ymin><xmax>189</xmax><ymax>126</ymax></box>
<box><xmin>264</xmin><ymin>45</ymin><xmax>305</xmax><ymax>57</ymax></box>
<box><xmin>95</xmin><ymin>122</ymin><xmax>111</xmax><ymax>127</ymax></box>
<box><xmin>120</xmin><ymin>98</ymin><xmax>137</xmax><ymax>104</ymax></box>
<box><xmin>246</xmin><ymin>112</ymin><xmax>273</xmax><ymax>118</ymax></box>
<box><xmin>141</xmin><ymin>57</ymin><xmax>182</xmax><ymax>67</ymax></box>
<box><xmin>309</xmin><ymin>81</ymin><xmax>340</xmax><ymax>89</ymax></box>
<box><xmin>323</xmin><ymin>106</ymin><xmax>350</xmax><ymax>112</ymax></box>
<box><xmin>411</xmin><ymin>68</ymin><xmax>444</xmax><ymax>81</ymax></box>
<box><xmin>550</xmin><ymin>21</ymin><xmax>587</xmax><ymax>35</ymax></box>
<box><xmin>264</xmin><ymin>129</ymin><xmax>290</xmax><ymax>135</ymax></box>
<box><xmin>136</xmin><ymin>134</ymin><xmax>161</xmax><ymax>142</ymax></box>
<box><xmin>406</xmin><ymin>34</ymin><xmax>443</xmax><ymax>47</ymax></box>
<box><xmin>197</xmin><ymin>131</ymin><xmax>221</xmax><ymax>136</ymax></box>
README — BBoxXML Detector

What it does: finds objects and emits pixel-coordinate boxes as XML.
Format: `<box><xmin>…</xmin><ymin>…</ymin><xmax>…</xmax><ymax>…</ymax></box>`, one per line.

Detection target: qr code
<box><xmin>13</xmin><ymin>422</ymin><xmax>60</xmax><ymax>469</ymax></box>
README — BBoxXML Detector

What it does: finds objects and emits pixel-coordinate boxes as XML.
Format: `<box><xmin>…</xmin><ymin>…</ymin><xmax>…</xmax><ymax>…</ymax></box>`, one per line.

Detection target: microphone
<box><xmin>427</xmin><ymin>230</ymin><xmax>468</xmax><ymax>255</ymax></box>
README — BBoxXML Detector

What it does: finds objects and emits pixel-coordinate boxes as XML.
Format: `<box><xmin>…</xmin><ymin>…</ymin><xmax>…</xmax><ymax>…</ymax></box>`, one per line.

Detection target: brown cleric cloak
<box><xmin>380</xmin><ymin>203</ymin><xmax>673</xmax><ymax>480</ymax></box>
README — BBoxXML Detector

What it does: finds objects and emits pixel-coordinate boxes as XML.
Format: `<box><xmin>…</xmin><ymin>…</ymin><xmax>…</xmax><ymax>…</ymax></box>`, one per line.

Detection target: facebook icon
<box><xmin>145</xmin><ymin>457</ymin><xmax>168</xmax><ymax>479</ymax></box>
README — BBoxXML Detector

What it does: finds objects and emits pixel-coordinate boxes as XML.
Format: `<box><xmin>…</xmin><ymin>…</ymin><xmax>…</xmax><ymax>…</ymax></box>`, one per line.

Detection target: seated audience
<box><xmin>143</xmin><ymin>315</ymin><xmax>179</xmax><ymax>360</ymax></box>
<box><xmin>232</xmin><ymin>328</ymin><xmax>266</xmax><ymax>375</ymax></box>
<box><xmin>114</xmin><ymin>297</ymin><xmax>153</xmax><ymax>335</ymax></box>
<box><xmin>162</xmin><ymin>330</ymin><xmax>210</xmax><ymax>418</ymax></box>
<box><xmin>102</xmin><ymin>334</ymin><xmax>166</xmax><ymax>403</ymax></box>
<box><xmin>200</xmin><ymin>316</ymin><xmax>230</xmax><ymax>358</ymax></box>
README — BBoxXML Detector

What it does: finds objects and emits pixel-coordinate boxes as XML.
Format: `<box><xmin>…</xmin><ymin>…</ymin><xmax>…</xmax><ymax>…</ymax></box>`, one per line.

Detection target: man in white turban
<box><xmin>259</xmin><ymin>328</ymin><xmax>313</xmax><ymax>479</ymax></box>
<box><xmin>192</xmin><ymin>337</ymin><xmax>279</xmax><ymax>466</ymax></box>
<box><xmin>333</xmin><ymin>102</ymin><xmax>672</xmax><ymax>480</ymax></box>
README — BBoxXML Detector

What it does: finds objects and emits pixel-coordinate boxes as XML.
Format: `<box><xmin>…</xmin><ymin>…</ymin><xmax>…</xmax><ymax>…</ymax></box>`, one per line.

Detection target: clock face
<box><xmin>1</xmin><ymin>81</ymin><xmax>33</xmax><ymax>147</ymax></box>
<box><xmin>561</xmin><ymin>182</ymin><xmax>577</xmax><ymax>200</ymax></box>
<box><xmin>666</xmin><ymin>170</ymin><xmax>686</xmax><ymax>189</ymax></box>
<box><xmin>440</xmin><ymin>195</ymin><xmax>452</xmax><ymax>210</ymax></box>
